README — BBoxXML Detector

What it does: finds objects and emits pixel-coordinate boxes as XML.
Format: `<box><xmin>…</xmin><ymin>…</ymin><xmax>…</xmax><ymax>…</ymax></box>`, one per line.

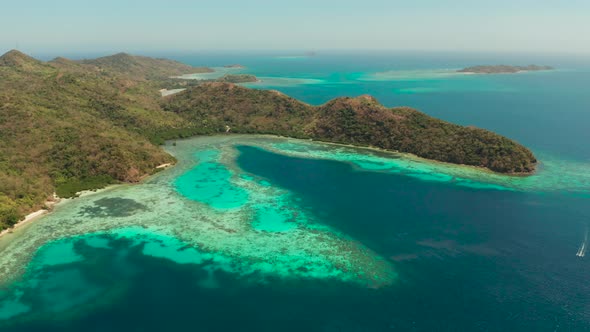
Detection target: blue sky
<box><xmin>2</xmin><ymin>0</ymin><xmax>589</xmax><ymax>55</ymax></box>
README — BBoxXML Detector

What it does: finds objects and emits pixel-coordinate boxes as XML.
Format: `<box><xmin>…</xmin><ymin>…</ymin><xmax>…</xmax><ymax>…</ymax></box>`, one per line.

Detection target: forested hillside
<box><xmin>0</xmin><ymin>50</ymin><xmax>536</xmax><ymax>230</ymax></box>
<box><xmin>168</xmin><ymin>84</ymin><xmax>537</xmax><ymax>173</ymax></box>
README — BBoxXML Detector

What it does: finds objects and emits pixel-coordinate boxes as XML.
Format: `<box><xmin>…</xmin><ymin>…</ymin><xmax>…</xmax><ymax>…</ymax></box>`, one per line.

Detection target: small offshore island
<box><xmin>0</xmin><ymin>50</ymin><xmax>536</xmax><ymax>230</ymax></box>
<box><xmin>458</xmin><ymin>64</ymin><xmax>554</xmax><ymax>74</ymax></box>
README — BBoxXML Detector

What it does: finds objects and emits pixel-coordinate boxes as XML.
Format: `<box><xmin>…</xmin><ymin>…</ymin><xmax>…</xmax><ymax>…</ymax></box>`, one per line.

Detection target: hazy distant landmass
<box><xmin>458</xmin><ymin>65</ymin><xmax>554</xmax><ymax>74</ymax></box>
<box><xmin>0</xmin><ymin>49</ymin><xmax>536</xmax><ymax>229</ymax></box>
<box><xmin>78</xmin><ymin>52</ymin><xmax>214</xmax><ymax>79</ymax></box>
<box><xmin>223</xmin><ymin>64</ymin><xmax>246</xmax><ymax>69</ymax></box>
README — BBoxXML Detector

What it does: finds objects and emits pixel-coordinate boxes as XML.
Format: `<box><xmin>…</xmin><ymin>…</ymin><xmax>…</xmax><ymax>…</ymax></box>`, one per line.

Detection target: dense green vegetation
<box><xmin>216</xmin><ymin>74</ymin><xmax>258</xmax><ymax>83</ymax></box>
<box><xmin>0</xmin><ymin>50</ymin><xmax>186</xmax><ymax>227</ymax></box>
<box><xmin>79</xmin><ymin>52</ymin><xmax>213</xmax><ymax>79</ymax></box>
<box><xmin>312</xmin><ymin>97</ymin><xmax>536</xmax><ymax>172</ymax></box>
<box><xmin>0</xmin><ymin>50</ymin><xmax>537</xmax><ymax>231</ymax></box>
<box><xmin>168</xmin><ymin>85</ymin><xmax>537</xmax><ymax>173</ymax></box>
<box><xmin>55</xmin><ymin>175</ymin><xmax>117</xmax><ymax>198</ymax></box>
<box><xmin>164</xmin><ymin>83</ymin><xmax>313</xmax><ymax>137</ymax></box>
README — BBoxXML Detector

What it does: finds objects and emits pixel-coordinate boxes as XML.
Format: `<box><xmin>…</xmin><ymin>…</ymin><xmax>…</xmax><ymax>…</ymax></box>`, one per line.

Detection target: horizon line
<box><xmin>3</xmin><ymin>47</ymin><xmax>590</xmax><ymax>59</ymax></box>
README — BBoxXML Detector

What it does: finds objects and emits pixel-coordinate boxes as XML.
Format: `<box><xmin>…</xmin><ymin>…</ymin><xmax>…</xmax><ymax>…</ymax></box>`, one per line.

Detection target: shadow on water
<box><xmin>0</xmin><ymin>235</ymin><xmax>424</xmax><ymax>332</ymax></box>
<box><xmin>78</xmin><ymin>198</ymin><xmax>149</xmax><ymax>218</ymax></box>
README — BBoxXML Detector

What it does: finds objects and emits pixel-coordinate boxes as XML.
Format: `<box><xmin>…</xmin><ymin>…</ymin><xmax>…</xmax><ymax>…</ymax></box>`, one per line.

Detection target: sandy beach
<box><xmin>0</xmin><ymin>185</ymin><xmax>122</xmax><ymax>240</ymax></box>
<box><xmin>0</xmin><ymin>207</ymin><xmax>51</xmax><ymax>238</ymax></box>
<box><xmin>0</xmin><ymin>157</ymin><xmax>179</xmax><ymax>241</ymax></box>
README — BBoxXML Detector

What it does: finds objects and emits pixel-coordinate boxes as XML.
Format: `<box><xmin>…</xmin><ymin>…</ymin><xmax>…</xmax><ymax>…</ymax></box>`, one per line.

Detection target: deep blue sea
<box><xmin>172</xmin><ymin>51</ymin><xmax>590</xmax><ymax>159</ymax></box>
<box><xmin>2</xmin><ymin>51</ymin><xmax>590</xmax><ymax>331</ymax></box>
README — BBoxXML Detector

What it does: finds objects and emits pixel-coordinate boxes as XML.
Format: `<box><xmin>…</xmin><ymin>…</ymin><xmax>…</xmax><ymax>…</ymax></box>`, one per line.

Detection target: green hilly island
<box><xmin>0</xmin><ymin>50</ymin><xmax>536</xmax><ymax>230</ymax></box>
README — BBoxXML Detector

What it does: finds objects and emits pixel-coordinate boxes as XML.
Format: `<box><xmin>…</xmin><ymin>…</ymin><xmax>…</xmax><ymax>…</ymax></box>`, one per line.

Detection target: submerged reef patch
<box><xmin>0</xmin><ymin>136</ymin><xmax>398</xmax><ymax>297</ymax></box>
<box><xmin>78</xmin><ymin>198</ymin><xmax>148</xmax><ymax>218</ymax></box>
<box><xmin>261</xmin><ymin>138</ymin><xmax>590</xmax><ymax>194</ymax></box>
<box><xmin>242</xmin><ymin>76</ymin><xmax>326</xmax><ymax>88</ymax></box>
<box><xmin>174</xmin><ymin>150</ymin><xmax>249</xmax><ymax>209</ymax></box>
<box><xmin>1</xmin><ymin>134</ymin><xmax>588</xmax><ymax>321</ymax></box>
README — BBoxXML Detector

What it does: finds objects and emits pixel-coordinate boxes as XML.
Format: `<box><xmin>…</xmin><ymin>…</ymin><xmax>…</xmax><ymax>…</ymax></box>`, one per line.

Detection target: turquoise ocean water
<box><xmin>1</xmin><ymin>52</ymin><xmax>590</xmax><ymax>331</ymax></box>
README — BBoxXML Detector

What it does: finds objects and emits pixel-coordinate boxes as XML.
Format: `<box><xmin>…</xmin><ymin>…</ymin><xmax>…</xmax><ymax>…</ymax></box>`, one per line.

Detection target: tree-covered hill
<box><xmin>0</xmin><ymin>51</ymin><xmax>206</xmax><ymax>229</ymax></box>
<box><xmin>167</xmin><ymin>84</ymin><xmax>537</xmax><ymax>173</ymax></box>
<box><xmin>0</xmin><ymin>50</ymin><xmax>537</xmax><ymax>230</ymax></box>
<box><xmin>79</xmin><ymin>52</ymin><xmax>213</xmax><ymax>80</ymax></box>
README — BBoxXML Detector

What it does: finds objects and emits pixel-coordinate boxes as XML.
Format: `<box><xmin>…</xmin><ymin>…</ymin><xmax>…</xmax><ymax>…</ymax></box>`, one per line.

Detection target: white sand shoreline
<box><xmin>0</xmin><ymin>209</ymin><xmax>51</xmax><ymax>238</ymax></box>
<box><xmin>0</xmin><ymin>185</ymin><xmax>120</xmax><ymax>240</ymax></box>
<box><xmin>0</xmin><ymin>156</ymin><xmax>180</xmax><ymax>241</ymax></box>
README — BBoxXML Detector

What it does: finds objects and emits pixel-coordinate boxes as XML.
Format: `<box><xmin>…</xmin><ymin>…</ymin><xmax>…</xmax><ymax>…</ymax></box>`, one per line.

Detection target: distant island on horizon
<box><xmin>0</xmin><ymin>49</ymin><xmax>537</xmax><ymax>230</ymax></box>
<box><xmin>223</xmin><ymin>64</ymin><xmax>246</xmax><ymax>69</ymax></box>
<box><xmin>458</xmin><ymin>64</ymin><xmax>554</xmax><ymax>74</ymax></box>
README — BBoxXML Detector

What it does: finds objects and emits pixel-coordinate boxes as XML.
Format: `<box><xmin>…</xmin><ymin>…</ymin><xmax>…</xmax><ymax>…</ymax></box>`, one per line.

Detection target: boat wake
<box><xmin>576</xmin><ymin>227</ymin><xmax>588</xmax><ymax>257</ymax></box>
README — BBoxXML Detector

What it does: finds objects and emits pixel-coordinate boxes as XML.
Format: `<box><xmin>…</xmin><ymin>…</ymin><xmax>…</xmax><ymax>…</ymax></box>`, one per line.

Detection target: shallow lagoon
<box><xmin>2</xmin><ymin>51</ymin><xmax>590</xmax><ymax>330</ymax></box>
<box><xmin>1</xmin><ymin>134</ymin><xmax>589</xmax><ymax>329</ymax></box>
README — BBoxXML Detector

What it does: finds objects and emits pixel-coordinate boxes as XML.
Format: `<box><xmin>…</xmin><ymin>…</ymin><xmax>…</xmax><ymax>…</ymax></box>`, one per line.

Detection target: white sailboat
<box><xmin>576</xmin><ymin>227</ymin><xmax>588</xmax><ymax>257</ymax></box>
